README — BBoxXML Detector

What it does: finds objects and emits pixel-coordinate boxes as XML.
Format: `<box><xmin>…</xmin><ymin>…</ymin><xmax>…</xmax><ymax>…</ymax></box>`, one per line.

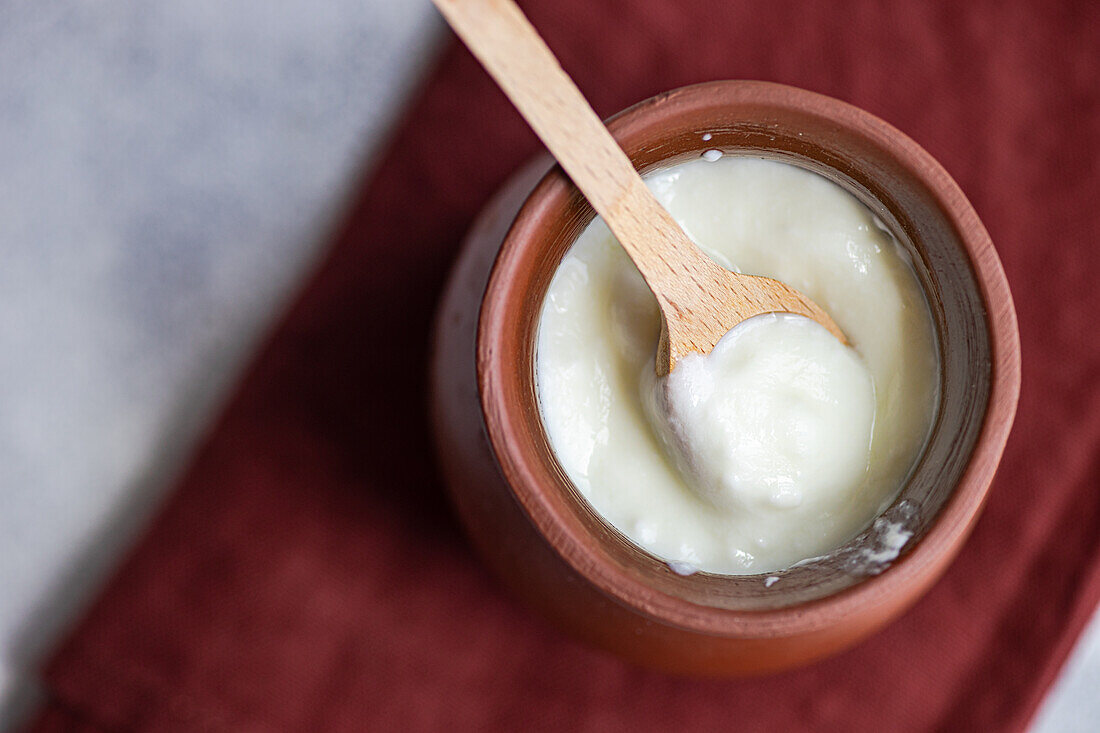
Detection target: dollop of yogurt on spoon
<box><xmin>644</xmin><ymin>313</ymin><xmax>876</xmax><ymax>515</ymax></box>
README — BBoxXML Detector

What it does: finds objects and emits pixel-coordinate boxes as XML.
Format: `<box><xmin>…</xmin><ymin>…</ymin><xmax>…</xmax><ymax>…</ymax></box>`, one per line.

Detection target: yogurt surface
<box><xmin>536</xmin><ymin>155</ymin><xmax>939</xmax><ymax>575</ymax></box>
<box><xmin>645</xmin><ymin>313</ymin><xmax>876</xmax><ymax>517</ymax></box>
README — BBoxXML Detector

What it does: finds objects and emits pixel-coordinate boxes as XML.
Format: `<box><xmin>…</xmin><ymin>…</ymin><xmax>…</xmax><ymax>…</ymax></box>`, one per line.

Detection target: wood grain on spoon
<box><xmin>433</xmin><ymin>0</ymin><xmax>848</xmax><ymax>375</ymax></box>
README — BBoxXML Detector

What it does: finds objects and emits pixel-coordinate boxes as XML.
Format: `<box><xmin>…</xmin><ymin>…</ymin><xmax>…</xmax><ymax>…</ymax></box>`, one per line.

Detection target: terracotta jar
<box><xmin>430</xmin><ymin>80</ymin><xmax>1020</xmax><ymax>675</ymax></box>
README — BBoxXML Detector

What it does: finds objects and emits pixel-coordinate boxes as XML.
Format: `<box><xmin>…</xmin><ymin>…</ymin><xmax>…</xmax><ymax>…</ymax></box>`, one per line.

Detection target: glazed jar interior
<box><xmin>484</xmin><ymin>92</ymin><xmax>992</xmax><ymax>611</ymax></box>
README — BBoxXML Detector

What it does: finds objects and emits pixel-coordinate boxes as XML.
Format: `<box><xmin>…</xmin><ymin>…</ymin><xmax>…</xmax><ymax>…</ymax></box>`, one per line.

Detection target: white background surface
<box><xmin>0</xmin><ymin>1</ymin><xmax>1094</xmax><ymax>730</ymax></box>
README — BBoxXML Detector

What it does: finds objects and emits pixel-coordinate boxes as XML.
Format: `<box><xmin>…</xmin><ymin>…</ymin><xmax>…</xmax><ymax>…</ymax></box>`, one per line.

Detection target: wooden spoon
<box><xmin>433</xmin><ymin>0</ymin><xmax>847</xmax><ymax>375</ymax></box>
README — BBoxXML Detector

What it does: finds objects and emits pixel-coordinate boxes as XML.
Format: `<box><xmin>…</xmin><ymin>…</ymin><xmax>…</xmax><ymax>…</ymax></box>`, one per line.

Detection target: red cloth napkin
<box><xmin>31</xmin><ymin>1</ymin><xmax>1100</xmax><ymax>731</ymax></box>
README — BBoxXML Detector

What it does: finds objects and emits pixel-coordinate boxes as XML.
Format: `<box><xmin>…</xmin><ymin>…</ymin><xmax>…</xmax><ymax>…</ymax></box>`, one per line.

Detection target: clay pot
<box><xmin>430</xmin><ymin>80</ymin><xmax>1020</xmax><ymax>674</ymax></box>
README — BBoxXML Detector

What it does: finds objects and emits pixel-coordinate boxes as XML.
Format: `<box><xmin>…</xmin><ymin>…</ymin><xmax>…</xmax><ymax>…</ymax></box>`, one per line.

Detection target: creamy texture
<box><xmin>536</xmin><ymin>156</ymin><xmax>938</xmax><ymax>574</ymax></box>
<box><xmin>645</xmin><ymin>313</ymin><xmax>876</xmax><ymax>516</ymax></box>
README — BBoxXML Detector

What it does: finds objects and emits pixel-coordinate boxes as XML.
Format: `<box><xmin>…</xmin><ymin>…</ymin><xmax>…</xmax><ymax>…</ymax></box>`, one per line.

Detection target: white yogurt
<box><xmin>536</xmin><ymin>156</ymin><xmax>938</xmax><ymax>574</ymax></box>
<box><xmin>645</xmin><ymin>313</ymin><xmax>876</xmax><ymax>516</ymax></box>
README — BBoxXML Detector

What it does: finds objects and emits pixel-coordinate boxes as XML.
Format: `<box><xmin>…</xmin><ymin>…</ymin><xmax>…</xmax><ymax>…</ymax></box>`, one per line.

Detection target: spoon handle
<box><xmin>431</xmin><ymin>0</ymin><xmax>710</xmax><ymax>295</ymax></box>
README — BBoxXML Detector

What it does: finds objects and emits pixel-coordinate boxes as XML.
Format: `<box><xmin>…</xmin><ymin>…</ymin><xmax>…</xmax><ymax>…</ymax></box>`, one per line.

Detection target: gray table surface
<box><xmin>0</xmin><ymin>2</ymin><xmax>1094</xmax><ymax>730</ymax></box>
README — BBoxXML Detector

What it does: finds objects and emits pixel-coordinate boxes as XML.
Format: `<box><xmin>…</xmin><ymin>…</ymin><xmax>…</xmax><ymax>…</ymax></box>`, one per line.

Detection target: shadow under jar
<box><xmin>430</xmin><ymin>80</ymin><xmax>1020</xmax><ymax>675</ymax></box>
